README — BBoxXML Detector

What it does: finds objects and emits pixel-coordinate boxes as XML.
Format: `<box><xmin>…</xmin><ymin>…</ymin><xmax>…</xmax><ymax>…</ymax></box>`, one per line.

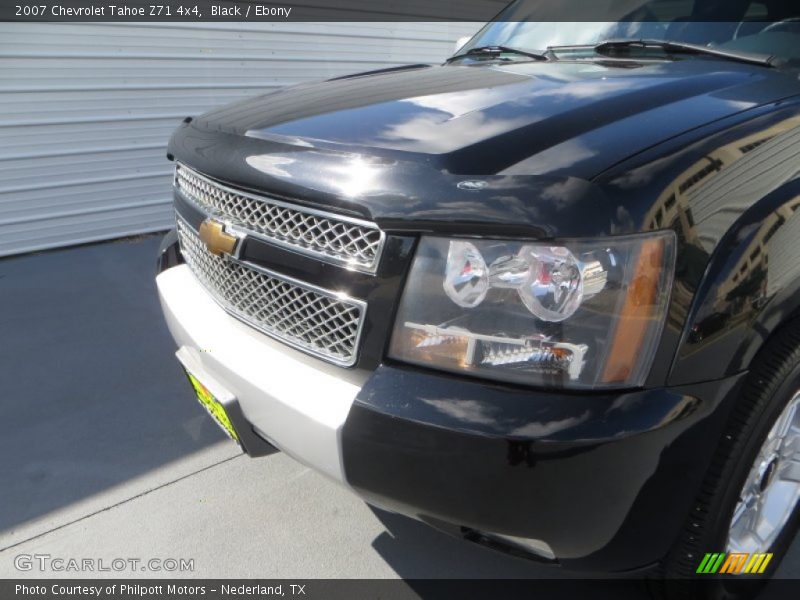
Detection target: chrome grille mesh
<box><xmin>176</xmin><ymin>218</ymin><xmax>364</xmax><ymax>366</ymax></box>
<box><xmin>175</xmin><ymin>164</ymin><xmax>384</xmax><ymax>272</ymax></box>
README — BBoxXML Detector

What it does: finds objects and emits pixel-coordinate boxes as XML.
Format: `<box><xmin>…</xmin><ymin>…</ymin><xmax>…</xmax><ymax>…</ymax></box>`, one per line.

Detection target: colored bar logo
<box><xmin>696</xmin><ymin>552</ymin><xmax>773</xmax><ymax>574</ymax></box>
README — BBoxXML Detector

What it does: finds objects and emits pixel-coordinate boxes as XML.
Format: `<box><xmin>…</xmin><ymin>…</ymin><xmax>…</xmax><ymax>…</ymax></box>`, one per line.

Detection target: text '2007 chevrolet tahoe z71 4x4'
<box><xmin>156</xmin><ymin>1</ymin><xmax>800</xmax><ymax>596</ymax></box>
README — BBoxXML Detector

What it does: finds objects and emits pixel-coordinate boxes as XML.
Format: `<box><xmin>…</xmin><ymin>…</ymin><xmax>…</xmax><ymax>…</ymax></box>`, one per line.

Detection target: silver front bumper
<box><xmin>156</xmin><ymin>264</ymin><xmax>369</xmax><ymax>483</ymax></box>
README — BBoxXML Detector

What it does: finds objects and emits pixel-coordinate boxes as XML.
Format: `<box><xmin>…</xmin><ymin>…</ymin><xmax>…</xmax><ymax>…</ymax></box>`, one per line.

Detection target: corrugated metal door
<box><xmin>0</xmin><ymin>21</ymin><xmax>482</xmax><ymax>256</ymax></box>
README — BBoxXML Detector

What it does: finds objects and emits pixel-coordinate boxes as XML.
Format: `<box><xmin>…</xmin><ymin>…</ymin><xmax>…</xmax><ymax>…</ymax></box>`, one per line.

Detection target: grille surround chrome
<box><xmin>176</xmin><ymin>216</ymin><xmax>366</xmax><ymax>367</ymax></box>
<box><xmin>175</xmin><ymin>163</ymin><xmax>385</xmax><ymax>273</ymax></box>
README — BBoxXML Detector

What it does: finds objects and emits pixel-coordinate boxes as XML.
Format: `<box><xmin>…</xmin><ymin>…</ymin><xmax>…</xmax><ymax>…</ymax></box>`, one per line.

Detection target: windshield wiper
<box><xmin>556</xmin><ymin>39</ymin><xmax>776</xmax><ymax>68</ymax></box>
<box><xmin>446</xmin><ymin>45</ymin><xmax>548</xmax><ymax>64</ymax></box>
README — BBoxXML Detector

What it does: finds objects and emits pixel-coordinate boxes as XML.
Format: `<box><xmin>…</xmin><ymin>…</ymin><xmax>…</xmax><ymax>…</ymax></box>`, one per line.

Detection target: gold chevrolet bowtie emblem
<box><xmin>198</xmin><ymin>219</ymin><xmax>239</xmax><ymax>257</ymax></box>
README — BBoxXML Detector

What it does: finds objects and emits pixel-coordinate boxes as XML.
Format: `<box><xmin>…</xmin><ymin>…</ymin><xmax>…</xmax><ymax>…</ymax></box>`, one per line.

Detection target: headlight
<box><xmin>388</xmin><ymin>233</ymin><xmax>675</xmax><ymax>389</ymax></box>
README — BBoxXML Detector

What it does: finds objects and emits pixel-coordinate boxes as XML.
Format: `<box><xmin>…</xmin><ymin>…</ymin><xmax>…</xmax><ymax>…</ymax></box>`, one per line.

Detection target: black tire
<box><xmin>652</xmin><ymin>322</ymin><xmax>800</xmax><ymax>600</ymax></box>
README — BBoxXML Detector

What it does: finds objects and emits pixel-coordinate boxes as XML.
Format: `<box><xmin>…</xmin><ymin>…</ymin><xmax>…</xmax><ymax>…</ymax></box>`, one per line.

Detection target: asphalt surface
<box><xmin>1</xmin><ymin>236</ymin><xmax>799</xmax><ymax>592</ymax></box>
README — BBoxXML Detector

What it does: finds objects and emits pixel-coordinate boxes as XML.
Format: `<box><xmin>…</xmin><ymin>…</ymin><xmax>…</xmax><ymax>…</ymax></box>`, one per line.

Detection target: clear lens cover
<box><xmin>443</xmin><ymin>241</ymin><xmax>489</xmax><ymax>308</ymax></box>
<box><xmin>389</xmin><ymin>233</ymin><xmax>675</xmax><ymax>389</ymax></box>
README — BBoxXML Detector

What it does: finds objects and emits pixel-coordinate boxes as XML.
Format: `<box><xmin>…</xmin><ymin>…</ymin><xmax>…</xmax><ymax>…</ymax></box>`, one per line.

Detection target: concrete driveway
<box><xmin>1</xmin><ymin>236</ymin><xmax>798</xmax><ymax>590</ymax></box>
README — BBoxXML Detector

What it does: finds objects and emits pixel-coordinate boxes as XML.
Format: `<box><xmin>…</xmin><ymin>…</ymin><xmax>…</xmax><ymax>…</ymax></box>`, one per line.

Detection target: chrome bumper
<box><xmin>156</xmin><ymin>264</ymin><xmax>368</xmax><ymax>483</ymax></box>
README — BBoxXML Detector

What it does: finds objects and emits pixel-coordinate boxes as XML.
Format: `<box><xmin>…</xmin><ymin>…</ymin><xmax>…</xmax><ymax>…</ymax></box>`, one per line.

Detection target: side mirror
<box><xmin>453</xmin><ymin>36</ymin><xmax>471</xmax><ymax>54</ymax></box>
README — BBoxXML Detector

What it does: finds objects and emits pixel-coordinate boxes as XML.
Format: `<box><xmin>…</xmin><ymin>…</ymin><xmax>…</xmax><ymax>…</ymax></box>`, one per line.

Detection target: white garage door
<box><xmin>0</xmin><ymin>20</ymin><xmax>483</xmax><ymax>257</ymax></box>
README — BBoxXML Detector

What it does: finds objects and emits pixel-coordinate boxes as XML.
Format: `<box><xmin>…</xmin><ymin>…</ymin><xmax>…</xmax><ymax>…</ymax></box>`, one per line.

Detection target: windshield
<box><xmin>459</xmin><ymin>0</ymin><xmax>800</xmax><ymax>64</ymax></box>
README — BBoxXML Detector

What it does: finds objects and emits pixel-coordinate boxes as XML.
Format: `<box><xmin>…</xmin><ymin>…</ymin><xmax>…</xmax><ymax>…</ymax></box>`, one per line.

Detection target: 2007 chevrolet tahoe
<box><xmin>156</xmin><ymin>2</ymin><xmax>800</xmax><ymax>597</ymax></box>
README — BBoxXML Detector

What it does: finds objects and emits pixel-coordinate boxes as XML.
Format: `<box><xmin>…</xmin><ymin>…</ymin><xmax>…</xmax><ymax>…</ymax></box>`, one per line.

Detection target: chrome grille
<box><xmin>175</xmin><ymin>163</ymin><xmax>384</xmax><ymax>272</ymax></box>
<box><xmin>176</xmin><ymin>218</ymin><xmax>365</xmax><ymax>366</ymax></box>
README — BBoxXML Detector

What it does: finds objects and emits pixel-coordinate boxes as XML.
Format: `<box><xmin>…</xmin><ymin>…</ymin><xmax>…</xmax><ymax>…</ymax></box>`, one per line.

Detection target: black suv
<box><xmin>156</xmin><ymin>1</ymin><xmax>800</xmax><ymax>596</ymax></box>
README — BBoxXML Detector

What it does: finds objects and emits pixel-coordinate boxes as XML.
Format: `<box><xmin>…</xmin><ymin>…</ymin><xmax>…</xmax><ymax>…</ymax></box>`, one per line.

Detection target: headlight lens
<box><xmin>388</xmin><ymin>233</ymin><xmax>675</xmax><ymax>389</ymax></box>
<box><xmin>443</xmin><ymin>241</ymin><xmax>489</xmax><ymax>308</ymax></box>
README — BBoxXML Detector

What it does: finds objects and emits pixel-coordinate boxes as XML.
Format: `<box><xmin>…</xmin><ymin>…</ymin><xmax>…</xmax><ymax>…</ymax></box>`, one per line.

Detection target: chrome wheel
<box><xmin>727</xmin><ymin>391</ymin><xmax>800</xmax><ymax>554</ymax></box>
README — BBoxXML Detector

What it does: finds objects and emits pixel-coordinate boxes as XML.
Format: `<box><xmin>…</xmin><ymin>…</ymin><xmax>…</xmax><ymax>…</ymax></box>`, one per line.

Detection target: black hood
<box><xmin>169</xmin><ymin>59</ymin><xmax>800</xmax><ymax>237</ymax></box>
<box><xmin>193</xmin><ymin>60</ymin><xmax>798</xmax><ymax>177</ymax></box>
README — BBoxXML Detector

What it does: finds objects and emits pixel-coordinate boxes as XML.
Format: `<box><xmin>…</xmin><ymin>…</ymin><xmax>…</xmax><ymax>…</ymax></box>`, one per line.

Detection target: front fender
<box><xmin>597</xmin><ymin>100</ymin><xmax>800</xmax><ymax>386</ymax></box>
<box><xmin>670</xmin><ymin>179</ymin><xmax>800</xmax><ymax>385</ymax></box>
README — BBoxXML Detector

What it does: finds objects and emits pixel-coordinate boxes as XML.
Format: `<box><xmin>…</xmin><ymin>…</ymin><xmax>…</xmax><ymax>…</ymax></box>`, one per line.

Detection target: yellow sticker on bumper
<box><xmin>186</xmin><ymin>372</ymin><xmax>239</xmax><ymax>442</ymax></box>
